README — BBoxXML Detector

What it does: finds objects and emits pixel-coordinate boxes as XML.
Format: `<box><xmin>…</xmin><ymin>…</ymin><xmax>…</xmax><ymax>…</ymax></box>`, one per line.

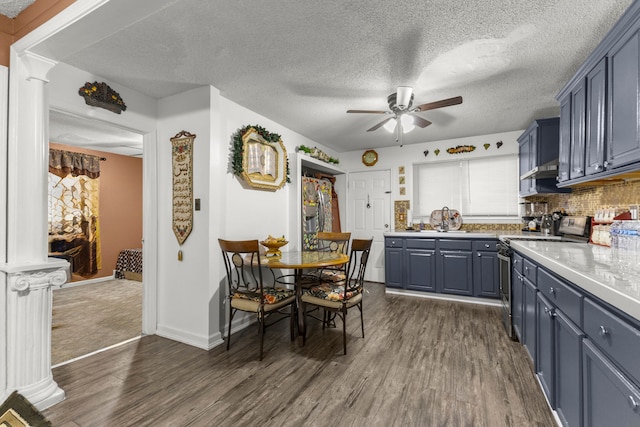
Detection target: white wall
<box><xmin>47</xmin><ymin>62</ymin><xmax>157</xmax><ymax>134</ymax></box>
<box><xmin>339</xmin><ymin>130</ymin><xmax>523</xmax><ymax>224</ymax></box>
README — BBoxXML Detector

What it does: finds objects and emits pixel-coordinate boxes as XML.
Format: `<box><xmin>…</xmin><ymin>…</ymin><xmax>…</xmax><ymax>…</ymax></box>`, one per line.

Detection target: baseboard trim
<box><xmin>385</xmin><ymin>288</ymin><xmax>502</xmax><ymax>307</ymax></box>
<box><xmin>56</xmin><ymin>275</ymin><xmax>116</xmax><ymax>290</ymax></box>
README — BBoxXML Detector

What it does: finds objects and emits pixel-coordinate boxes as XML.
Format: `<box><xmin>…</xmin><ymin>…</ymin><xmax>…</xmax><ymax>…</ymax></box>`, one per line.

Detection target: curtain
<box><xmin>49</xmin><ymin>148</ymin><xmax>101</xmax><ymax>179</ymax></box>
<box><xmin>48</xmin><ymin>148</ymin><xmax>102</xmax><ymax>276</ymax></box>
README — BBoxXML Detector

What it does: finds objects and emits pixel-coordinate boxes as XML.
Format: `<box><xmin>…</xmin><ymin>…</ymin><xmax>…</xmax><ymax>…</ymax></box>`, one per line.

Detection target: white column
<box><xmin>0</xmin><ymin>50</ymin><xmax>67</xmax><ymax>409</ymax></box>
<box><xmin>5</xmin><ymin>264</ymin><xmax>67</xmax><ymax>409</ymax></box>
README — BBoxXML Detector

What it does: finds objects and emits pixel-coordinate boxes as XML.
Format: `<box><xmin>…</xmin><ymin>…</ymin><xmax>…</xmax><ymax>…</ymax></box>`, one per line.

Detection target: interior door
<box><xmin>347</xmin><ymin>170</ymin><xmax>391</xmax><ymax>282</ymax></box>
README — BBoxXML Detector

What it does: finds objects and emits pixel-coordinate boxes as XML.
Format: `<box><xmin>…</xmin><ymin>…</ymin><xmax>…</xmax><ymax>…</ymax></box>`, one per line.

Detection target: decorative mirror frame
<box><xmin>240</xmin><ymin>127</ymin><xmax>288</xmax><ymax>191</ymax></box>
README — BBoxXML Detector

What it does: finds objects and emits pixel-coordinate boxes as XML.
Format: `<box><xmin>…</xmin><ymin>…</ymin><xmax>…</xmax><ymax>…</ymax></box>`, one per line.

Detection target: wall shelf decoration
<box><xmin>447</xmin><ymin>145</ymin><xmax>476</xmax><ymax>154</ymax></box>
<box><xmin>231</xmin><ymin>125</ymin><xmax>289</xmax><ymax>191</ymax></box>
<box><xmin>78</xmin><ymin>81</ymin><xmax>127</xmax><ymax>114</ymax></box>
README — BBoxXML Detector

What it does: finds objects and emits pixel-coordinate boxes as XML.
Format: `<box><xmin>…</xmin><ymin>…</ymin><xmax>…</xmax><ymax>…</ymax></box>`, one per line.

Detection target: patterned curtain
<box><xmin>48</xmin><ymin>149</ymin><xmax>102</xmax><ymax>276</ymax></box>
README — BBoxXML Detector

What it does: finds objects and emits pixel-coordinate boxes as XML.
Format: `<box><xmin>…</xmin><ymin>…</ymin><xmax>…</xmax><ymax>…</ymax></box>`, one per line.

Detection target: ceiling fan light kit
<box><xmin>346</xmin><ymin>86</ymin><xmax>462</xmax><ymax>144</ymax></box>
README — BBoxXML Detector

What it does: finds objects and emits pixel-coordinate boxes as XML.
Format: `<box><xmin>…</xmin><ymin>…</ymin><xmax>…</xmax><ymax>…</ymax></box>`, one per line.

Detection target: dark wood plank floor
<box><xmin>43</xmin><ymin>282</ymin><xmax>556</xmax><ymax>427</ymax></box>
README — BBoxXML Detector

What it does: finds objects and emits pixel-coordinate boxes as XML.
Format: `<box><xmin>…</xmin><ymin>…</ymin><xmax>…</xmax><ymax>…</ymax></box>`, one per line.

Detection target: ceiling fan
<box><xmin>347</xmin><ymin>86</ymin><xmax>462</xmax><ymax>144</ymax></box>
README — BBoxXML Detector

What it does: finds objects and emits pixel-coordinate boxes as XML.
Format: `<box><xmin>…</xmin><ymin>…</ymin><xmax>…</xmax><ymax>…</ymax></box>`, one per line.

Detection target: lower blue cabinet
<box><xmin>536</xmin><ymin>293</ymin><xmax>555</xmax><ymax>407</ymax></box>
<box><xmin>406</xmin><ymin>248</ymin><xmax>436</xmax><ymax>291</ymax></box>
<box><xmin>583</xmin><ymin>339</ymin><xmax>640</xmax><ymax>427</ymax></box>
<box><xmin>523</xmin><ymin>277</ymin><xmax>537</xmax><ymax>364</ymax></box>
<box><xmin>555</xmin><ymin>310</ymin><xmax>584</xmax><ymax>427</ymax></box>
<box><xmin>437</xmin><ymin>249</ymin><xmax>473</xmax><ymax>296</ymax></box>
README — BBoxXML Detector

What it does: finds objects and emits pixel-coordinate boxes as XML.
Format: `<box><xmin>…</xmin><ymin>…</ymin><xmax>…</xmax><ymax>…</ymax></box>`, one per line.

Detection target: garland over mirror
<box><xmin>231</xmin><ymin>125</ymin><xmax>289</xmax><ymax>191</ymax></box>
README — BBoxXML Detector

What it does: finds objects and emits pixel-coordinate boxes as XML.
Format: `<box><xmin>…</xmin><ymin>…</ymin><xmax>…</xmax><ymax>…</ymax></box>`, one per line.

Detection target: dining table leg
<box><xmin>295</xmin><ymin>268</ymin><xmax>305</xmax><ymax>344</ymax></box>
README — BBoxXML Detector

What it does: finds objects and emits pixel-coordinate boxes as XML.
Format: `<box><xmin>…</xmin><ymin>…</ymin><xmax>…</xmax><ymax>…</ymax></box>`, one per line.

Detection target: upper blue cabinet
<box><xmin>557</xmin><ymin>1</ymin><xmax>640</xmax><ymax>186</ymax></box>
<box><xmin>518</xmin><ymin>118</ymin><xmax>571</xmax><ymax>197</ymax></box>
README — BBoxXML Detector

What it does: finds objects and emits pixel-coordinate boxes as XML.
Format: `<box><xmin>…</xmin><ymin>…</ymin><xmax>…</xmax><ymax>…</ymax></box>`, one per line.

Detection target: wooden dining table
<box><xmin>264</xmin><ymin>250</ymin><xmax>349</xmax><ymax>340</ymax></box>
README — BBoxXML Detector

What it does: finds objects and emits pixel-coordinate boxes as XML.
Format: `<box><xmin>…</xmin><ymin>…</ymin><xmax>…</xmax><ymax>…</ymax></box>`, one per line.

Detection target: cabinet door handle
<box><xmin>549</xmin><ymin>287</ymin><xmax>555</xmax><ymax>295</ymax></box>
<box><xmin>484</xmin><ymin>243</ymin><xmax>490</xmax><ymax>248</ymax></box>
<box><xmin>629</xmin><ymin>395</ymin><xmax>639</xmax><ymax>409</ymax></box>
<box><xmin>599</xmin><ymin>325</ymin><xmax>609</xmax><ymax>336</ymax></box>
<box><xmin>573</xmin><ymin>167</ymin><xmax>583</xmax><ymax>173</ymax></box>
<box><xmin>477</xmin><ymin>253</ymin><xmax>482</xmax><ymax>257</ymax></box>
<box><xmin>514</xmin><ymin>260</ymin><xmax>519</xmax><ymax>265</ymax></box>
<box><xmin>594</xmin><ymin>164</ymin><xmax>602</xmax><ymax>171</ymax></box>
<box><xmin>604</xmin><ymin>161</ymin><xmax>609</xmax><ymax>168</ymax></box>
<box><xmin>544</xmin><ymin>307</ymin><xmax>556</xmax><ymax>318</ymax></box>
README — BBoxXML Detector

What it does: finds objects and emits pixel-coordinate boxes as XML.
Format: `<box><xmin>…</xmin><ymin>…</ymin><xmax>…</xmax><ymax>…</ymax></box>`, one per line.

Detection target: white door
<box><xmin>348</xmin><ymin>170</ymin><xmax>391</xmax><ymax>282</ymax></box>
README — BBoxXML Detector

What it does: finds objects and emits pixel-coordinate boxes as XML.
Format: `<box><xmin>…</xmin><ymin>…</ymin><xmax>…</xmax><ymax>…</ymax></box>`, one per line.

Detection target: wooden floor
<box><xmin>43</xmin><ymin>282</ymin><xmax>556</xmax><ymax>427</ymax></box>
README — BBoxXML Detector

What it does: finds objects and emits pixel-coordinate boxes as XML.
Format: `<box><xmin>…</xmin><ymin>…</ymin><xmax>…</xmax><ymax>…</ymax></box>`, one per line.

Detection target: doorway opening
<box><xmin>48</xmin><ymin>109</ymin><xmax>145</xmax><ymax>365</ymax></box>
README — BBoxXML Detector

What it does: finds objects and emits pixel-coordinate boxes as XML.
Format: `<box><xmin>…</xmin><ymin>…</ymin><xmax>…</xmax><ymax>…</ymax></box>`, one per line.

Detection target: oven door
<box><xmin>497</xmin><ymin>250</ymin><xmax>515</xmax><ymax>339</ymax></box>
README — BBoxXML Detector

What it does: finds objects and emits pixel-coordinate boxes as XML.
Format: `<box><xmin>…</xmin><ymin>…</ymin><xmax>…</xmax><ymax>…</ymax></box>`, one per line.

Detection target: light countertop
<box><xmin>511</xmin><ymin>241</ymin><xmax>640</xmax><ymax>322</ymax></box>
<box><xmin>385</xmin><ymin>231</ymin><xmax>500</xmax><ymax>239</ymax></box>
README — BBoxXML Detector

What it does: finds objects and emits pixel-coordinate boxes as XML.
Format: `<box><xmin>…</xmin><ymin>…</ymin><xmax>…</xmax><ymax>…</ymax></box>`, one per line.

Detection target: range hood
<box><xmin>520</xmin><ymin>160</ymin><xmax>559</xmax><ymax>180</ymax></box>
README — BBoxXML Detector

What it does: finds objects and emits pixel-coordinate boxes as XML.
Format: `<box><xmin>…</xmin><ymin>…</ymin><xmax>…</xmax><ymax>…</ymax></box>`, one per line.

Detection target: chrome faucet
<box><xmin>440</xmin><ymin>206</ymin><xmax>450</xmax><ymax>231</ymax></box>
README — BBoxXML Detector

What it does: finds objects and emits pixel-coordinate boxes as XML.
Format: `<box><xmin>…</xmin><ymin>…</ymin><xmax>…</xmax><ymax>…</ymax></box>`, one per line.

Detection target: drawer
<box><xmin>584</xmin><ymin>297</ymin><xmax>640</xmax><ymax>384</ymax></box>
<box><xmin>385</xmin><ymin>238</ymin><xmax>403</xmax><ymax>248</ymax></box>
<box><xmin>438</xmin><ymin>239</ymin><xmax>472</xmax><ymax>251</ymax></box>
<box><xmin>472</xmin><ymin>240</ymin><xmax>498</xmax><ymax>252</ymax></box>
<box><xmin>523</xmin><ymin>259</ymin><xmax>537</xmax><ymax>283</ymax></box>
<box><xmin>406</xmin><ymin>239</ymin><xmax>436</xmax><ymax>249</ymax></box>
<box><xmin>512</xmin><ymin>252</ymin><xmax>524</xmax><ymax>275</ymax></box>
<box><xmin>538</xmin><ymin>268</ymin><xmax>582</xmax><ymax>327</ymax></box>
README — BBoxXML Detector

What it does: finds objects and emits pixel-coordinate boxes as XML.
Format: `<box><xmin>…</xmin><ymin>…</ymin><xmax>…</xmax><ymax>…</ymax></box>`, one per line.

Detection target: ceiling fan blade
<box><xmin>412</xmin><ymin>115</ymin><xmax>432</xmax><ymax>128</ymax></box>
<box><xmin>347</xmin><ymin>109</ymin><xmax>388</xmax><ymax>114</ymax></box>
<box><xmin>367</xmin><ymin>117</ymin><xmax>394</xmax><ymax>132</ymax></box>
<box><xmin>413</xmin><ymin>96</ymin><xmax>463</xmax><ymax>112</ymax></box>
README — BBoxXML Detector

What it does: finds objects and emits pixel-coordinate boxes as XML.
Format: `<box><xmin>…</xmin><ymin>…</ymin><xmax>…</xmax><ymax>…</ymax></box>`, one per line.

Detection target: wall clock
<box><xmin>362</xmin><ymin>149</ymin><xmax>378</xmax><ymax>166</ymax></box>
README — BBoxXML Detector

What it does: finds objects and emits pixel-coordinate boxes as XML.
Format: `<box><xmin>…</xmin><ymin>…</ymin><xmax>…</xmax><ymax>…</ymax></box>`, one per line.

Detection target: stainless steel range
<box><xmin>497</xmin><ymin>216</ymin><xmax>591</xmax><ymax>339</ymax></box>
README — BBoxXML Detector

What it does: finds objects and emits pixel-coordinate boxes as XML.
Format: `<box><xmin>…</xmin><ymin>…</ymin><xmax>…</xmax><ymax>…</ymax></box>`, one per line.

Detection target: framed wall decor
<box><xmin>240</xmin><ymin>127</ymin><xmax>288</xmax><ymax>191</ymax></box>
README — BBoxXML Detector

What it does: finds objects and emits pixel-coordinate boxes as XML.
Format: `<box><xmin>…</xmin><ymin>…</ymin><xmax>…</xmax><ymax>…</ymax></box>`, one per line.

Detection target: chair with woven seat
<box><xmin>219</xmin><ymin>239</ymin><xmax>296</xmax><ymax>360</ymax></box>
<box><xmin>301</xmin><ymin>238</ymin><xmax>373</xmax><ymax>354</ymax></box>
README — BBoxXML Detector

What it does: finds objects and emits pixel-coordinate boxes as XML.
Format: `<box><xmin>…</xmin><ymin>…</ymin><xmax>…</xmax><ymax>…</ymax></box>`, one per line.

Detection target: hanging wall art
<box><xmin>230</xmin><ymin>125</ymin><xmax>289</xmax><ymax>191</ymax></box>
<box><xmin>171</xmin><ymin>131</ymin><xmax>195</xmax><ymax>260</ymax></box>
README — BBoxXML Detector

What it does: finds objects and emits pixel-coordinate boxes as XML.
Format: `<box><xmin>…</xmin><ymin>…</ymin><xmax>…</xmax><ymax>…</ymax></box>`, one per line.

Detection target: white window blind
<box><xmin>414</xmin><ymin>155</ymin><xmax>518</xmax><ymax>218</ymax></box>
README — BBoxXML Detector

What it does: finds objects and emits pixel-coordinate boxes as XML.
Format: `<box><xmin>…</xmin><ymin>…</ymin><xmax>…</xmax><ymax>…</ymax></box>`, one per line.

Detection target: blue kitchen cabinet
<box><xmin>472</xmin><ymin>243</ymin><xmax>500</xmax><ymax>298</ymax></box>
<box><xmin>555</xmin><ymin>309</ymin><xmax>584</xmax><ymax>427</ymax></box>
<box><xmin>512</xmin><ymin>253</ymin><xmax>524</xmax><ymax>342</ymax></box>
<box><xmin>536</xmin><ymin>292</ymin><xmax>555</xmax><ymax>408</ymax></box>
<box><xmin>585</xmin><ymin>57</ymin><xmax>607</xmax><ymax>176</ymax></box>
<box><xmin>406</xmin><ymin>239</ymin><xmax>436</xmax><ymax>292</ymax></box>
<box><xmin>606</xmin><ymin>23</ymin><xmax>640</xmax><ymax>170</ymax></box>
<box><xmin>437</xmin><ymin>240</ymin><xmax>473</xmax><ymax>296</ymax></box>
<box><xmin>518</xmin><ymin>118</ymin><xmax>568</xmax><ymax>196</ymax></box>
<box><xmin>523</xmin><ymin>276</ymin><xmax>537</xmax><ymax>364</ymax></box>
<box><xmin>558</xmin><ymin>94</ymin><xmax>572</xmax><ymax>183</ymax></box>
<box><xmin>384</xmin><ymin>238</ymin><xmax>404</xmax><ymax>289</ymax></box>
<box><xmin>583</xmin><ymin>339</ymin><xmax>640</xmax><ymax>427</ymax></box>
<box><xmin>570</xmin><ymin>79</ymin><xmax>587</xmax><ymax>180</ymax></box>
<box><xmin>557</xmin><ymin>1</ymin><xmax>640</xmax><ymax>186</ymax></box>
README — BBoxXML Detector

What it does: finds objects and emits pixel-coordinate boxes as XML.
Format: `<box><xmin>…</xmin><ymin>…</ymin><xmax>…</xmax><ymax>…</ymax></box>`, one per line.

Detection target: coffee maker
<box><xmin>520</xmin><ymin>202</ymin><xmax>548</xmax><ymax>232</ymax></box>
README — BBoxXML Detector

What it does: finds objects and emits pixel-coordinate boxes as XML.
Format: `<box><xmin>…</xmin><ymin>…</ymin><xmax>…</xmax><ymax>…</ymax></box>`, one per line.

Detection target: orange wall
<box><xmin>49</xmin><ymin>143</ymin><xmax>143</xmax><ymax>280</ymax></box>
<box><xmin>0</xmin><ymin>0</ymin><xmax>75</xmax><ymax>66</ymax></box>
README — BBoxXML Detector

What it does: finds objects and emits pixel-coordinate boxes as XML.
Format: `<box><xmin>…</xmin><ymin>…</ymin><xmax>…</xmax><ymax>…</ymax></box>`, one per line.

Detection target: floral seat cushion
<box><xmin>305</xmin><ymin>282</ymin><xmax>361</xmax><ymax>302</ymax></box>
<box><xmin>319</xmin><ymin>270</ymin><xmax>347</xmax><ymax>283</ymax></box>
<box><xmin>233</xmin><ymin>287</ymin><xmax>294</xmax><ymax>304</ymax></box>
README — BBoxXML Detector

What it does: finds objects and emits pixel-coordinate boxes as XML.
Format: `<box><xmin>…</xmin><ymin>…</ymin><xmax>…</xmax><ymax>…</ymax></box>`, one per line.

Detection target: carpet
<box><xmin>0</xmin><ymin>391</ymin><xmax>51</xmax><ymax>427</ymax></box>
<box><xmin>52</xmin><ymin>279</ymin><xmax>142</xmax><ymax>365</ymax></box>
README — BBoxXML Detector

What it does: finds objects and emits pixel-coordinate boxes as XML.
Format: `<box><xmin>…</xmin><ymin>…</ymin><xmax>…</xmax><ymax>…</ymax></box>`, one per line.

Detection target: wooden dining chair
<box><xmin>218</xmin><ymin>239</ymin><xmax>296</xmax><ymax>360</ymax></box>
<box><xmin>301</xmin><ymin>238</ymin><xmax>373</xmax><ymax>355</ymax></box>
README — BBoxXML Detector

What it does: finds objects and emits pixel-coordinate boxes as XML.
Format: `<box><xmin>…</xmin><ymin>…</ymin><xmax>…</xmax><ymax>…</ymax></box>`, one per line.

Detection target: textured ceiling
<box><xmin>33</xmin><ymin>0</ymin><xmax>634</xmax><ymax>154</ymax></box>
<box><xmin>0</xmin><ymin>0</ymin><xmax>34</xmax><ymax>18</ymax></box>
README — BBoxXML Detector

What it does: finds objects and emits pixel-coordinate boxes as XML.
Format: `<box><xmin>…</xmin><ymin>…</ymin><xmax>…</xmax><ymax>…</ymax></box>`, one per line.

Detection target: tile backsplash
<box><xmin>527</xmin><ymin>179</ymin><xmax>640</xmax><ymax>215</ymax></box>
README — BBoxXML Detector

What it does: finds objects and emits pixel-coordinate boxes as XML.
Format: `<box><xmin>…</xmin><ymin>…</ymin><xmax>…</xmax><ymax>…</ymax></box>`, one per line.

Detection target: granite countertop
<box><xmin>511</xmin><ymin>240</ymin><xmax>640</xmax><ymax>322</ymax></box>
